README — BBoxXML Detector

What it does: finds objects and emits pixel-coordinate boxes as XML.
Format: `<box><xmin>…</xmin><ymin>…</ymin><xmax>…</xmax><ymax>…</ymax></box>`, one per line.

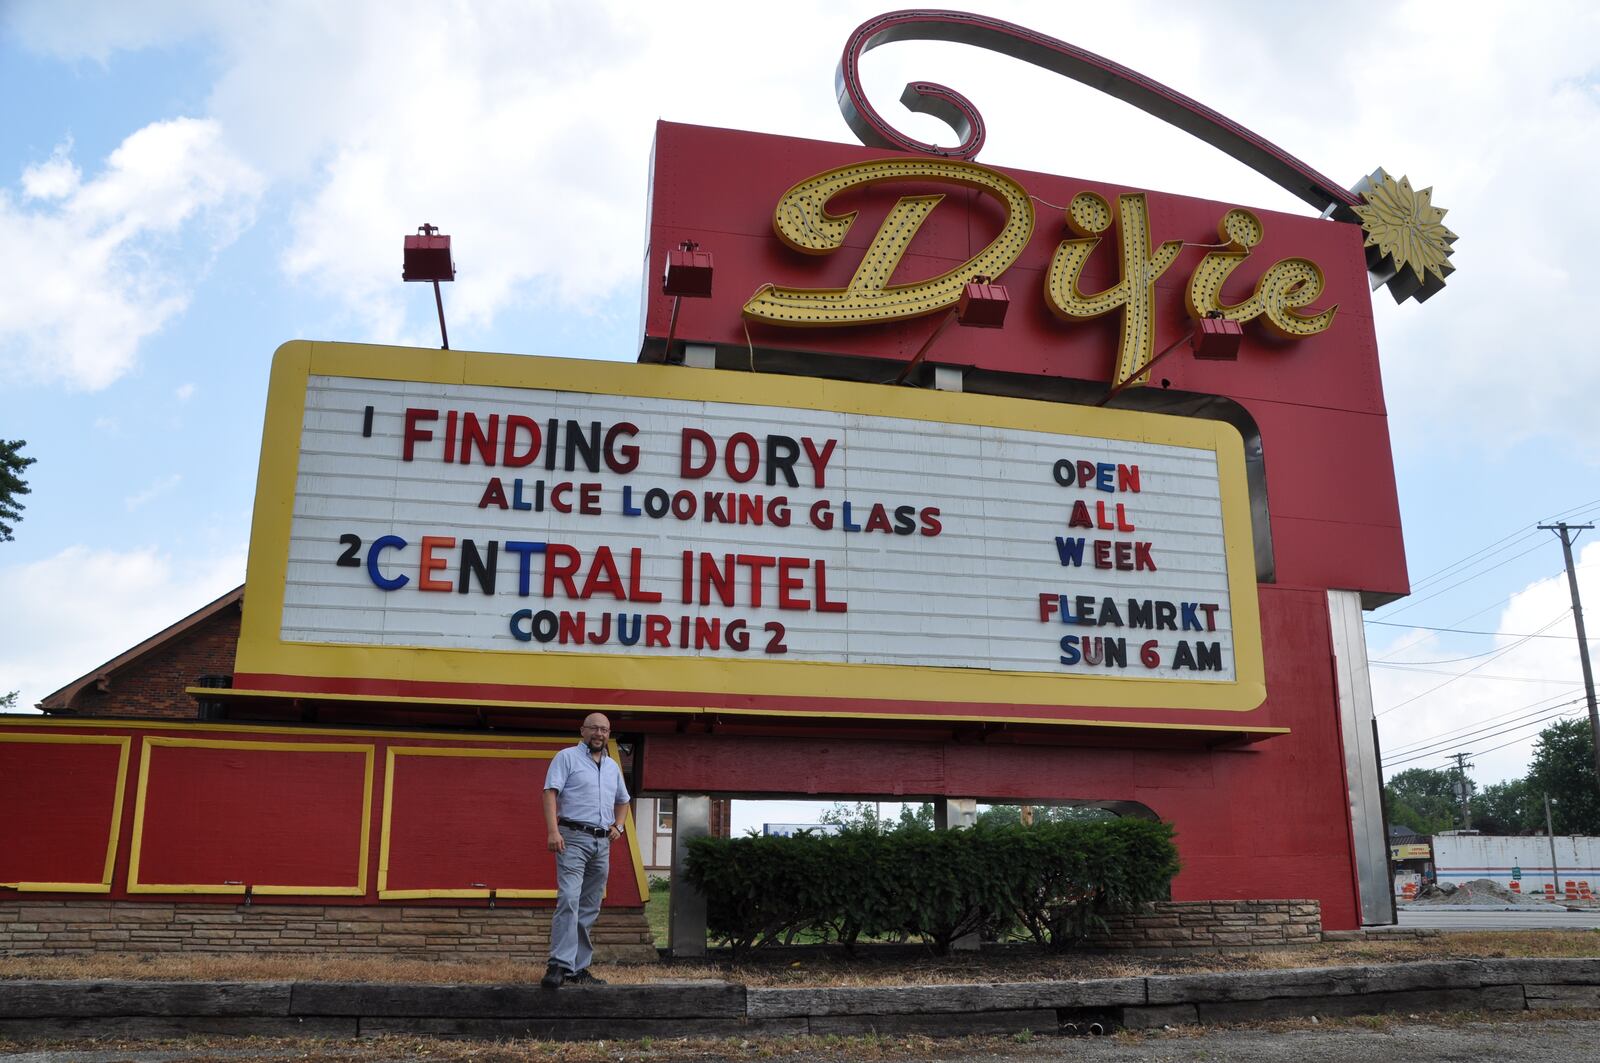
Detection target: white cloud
<box><xmin>0</xmin><ymin>118</ymin><xmax>262</xmax><ymax>390</ymax></box>
<box><xmin>20</xmin><ymin>142</ymin><xmax>80</xmax><ymax>200</ymax></box>
<box><xmin>2</xmin><ymin>0</ymin><xmax>210</xmax><ymax>63</ymax></box>
<box><xmin>1375</xmin><ymin>540</ymin><xmax>1600</xmax><ymax>788</ymax></box>
<box><xmin>175</xmin><ymin>382</ymin><xmax>196</xmax><ymax>401</ymax></box>
<box><xmin>124</xmin><ymin>473</ymin><xmax>182</xmax><ymax>511</ymax></box>
<box><xmin>0</xmin><ymin>544</ymin><xmax>244</xmax><ymax>711</ymax></box>
<box><xmin>8</xmin><ymin>1</ymin><xmax>1597</xmax><ymax>450</ymax></box>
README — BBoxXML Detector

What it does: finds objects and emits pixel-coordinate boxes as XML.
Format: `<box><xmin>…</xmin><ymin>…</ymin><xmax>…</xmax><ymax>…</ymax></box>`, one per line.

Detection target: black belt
<box><xmin>559</xmin><ymin>818</ymin><xmax>609</xmax><ymax>838</ymax></box>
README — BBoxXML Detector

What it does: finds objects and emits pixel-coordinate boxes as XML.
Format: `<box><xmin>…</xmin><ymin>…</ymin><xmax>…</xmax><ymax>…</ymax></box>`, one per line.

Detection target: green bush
<box><xmin>683</xmin><ymin>818</ymin><xmax>1178</xmax><ymax>956</ymax></box>
<box><xmin>998</xmin><ymin>819</ymin><xmax>1179</xmax><ymax>949</ymax></box>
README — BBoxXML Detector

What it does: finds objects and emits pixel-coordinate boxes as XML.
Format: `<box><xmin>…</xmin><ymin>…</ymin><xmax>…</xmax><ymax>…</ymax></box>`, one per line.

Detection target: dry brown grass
<box><xmin>0</xmin><ymin>1032</ymin><xmax>1011</xmax><ymax>1063</ymax></box>
<box><xmin>2</xmin><ymin>930</ymin><xmax>1597</xmax><ymax>988</ymax></box>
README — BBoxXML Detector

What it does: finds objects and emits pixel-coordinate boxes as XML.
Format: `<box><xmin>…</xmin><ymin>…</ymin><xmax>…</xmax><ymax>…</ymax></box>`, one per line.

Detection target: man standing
<box><xmin>541</xmin><ymin>712</ymin><xmax>630</xmax><ymax>989</ymax></box>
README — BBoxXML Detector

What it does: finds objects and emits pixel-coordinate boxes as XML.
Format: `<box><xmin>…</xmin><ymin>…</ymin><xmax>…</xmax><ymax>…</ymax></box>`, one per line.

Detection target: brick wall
<box><xmin>0</xmin><ymin>900</ymin><xmax>657</xmax><ymax>963</ymax></box>
<box><xmin>1083</xmin><ymin>900</ymin><xmax>1321</xmax><ymax>950</ymax></box>
<box><xmin>58</xmin><ymin>609</ymin><xmax>240</xmax><ymax>719</ymax></box>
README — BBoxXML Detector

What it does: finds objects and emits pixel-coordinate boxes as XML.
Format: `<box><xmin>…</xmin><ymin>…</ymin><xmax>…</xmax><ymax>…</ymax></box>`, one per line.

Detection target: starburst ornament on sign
<box><xmin>1349</xmin><ymin>168</ymin><xmax>1457</xmax><ymax>304</ymax></box>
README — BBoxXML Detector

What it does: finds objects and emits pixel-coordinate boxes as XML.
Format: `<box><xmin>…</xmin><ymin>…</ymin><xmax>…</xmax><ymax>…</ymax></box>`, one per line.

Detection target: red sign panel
<box><xmin>642</xmin><ymin>121</ymin><xmax>1405</xmax><ymax>602</ymax></box>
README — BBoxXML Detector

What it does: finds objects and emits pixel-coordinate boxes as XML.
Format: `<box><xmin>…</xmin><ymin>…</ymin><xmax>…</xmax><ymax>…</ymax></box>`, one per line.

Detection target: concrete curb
<box><xmin>2</xmin><ymin>959</ymin><xmax>1598</xmax><ymax>1041</ymax></box>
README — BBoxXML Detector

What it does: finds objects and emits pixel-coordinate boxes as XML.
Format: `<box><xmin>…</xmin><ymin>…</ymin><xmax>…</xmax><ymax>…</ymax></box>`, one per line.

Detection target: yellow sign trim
<box><xmin>2</xmin><ymin>715</ymin><xmax>577</xmax><ymax>746</ymax></box>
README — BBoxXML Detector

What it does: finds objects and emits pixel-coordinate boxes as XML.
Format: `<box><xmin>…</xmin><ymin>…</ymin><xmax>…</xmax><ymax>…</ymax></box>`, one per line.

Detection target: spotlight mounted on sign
<box><xmin>893</xmin><ymin>276</ymin><xmax>1012</xmax><ymax>385</ymax></box>
<box><xmin>956</xmin><ymin>277</ymin><xmax>1010</xmax><ymax>329</ymax></box>
<box><xmin>1098</xmin><ymin>313</ymin><xmax>1242</xmax><ymax>407</ymax></box>
<box><xmin>402</xmin><ymin>223</ymin><xmax>455</xmax><ymax>350</ymax></box>
<box><xmin>663</xmin><ymin>240</ymin><xmax>714</xmax><ymax>298</ymax></box>
<box><xmin>1190</xmin><ymin>312</ymin><xmax>1243</xmax><ymax>361</ymax></box>
<box><xmin>661</xmin><ymin>240</ymin><xmax>715</xmax><ymax>362</ymax></box>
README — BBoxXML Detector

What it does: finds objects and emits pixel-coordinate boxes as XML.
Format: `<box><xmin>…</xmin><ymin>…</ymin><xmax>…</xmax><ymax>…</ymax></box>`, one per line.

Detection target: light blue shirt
<box><xmin>545</xmin><ymin>742</ymin><xmax>631</xmax><ymax>829</ymax></box>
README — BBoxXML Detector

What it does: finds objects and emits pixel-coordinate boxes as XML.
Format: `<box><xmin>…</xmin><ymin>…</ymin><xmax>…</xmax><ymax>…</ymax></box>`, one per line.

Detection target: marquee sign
<box><xmin>234</xmin><ymin>341</ymin><xmax>1265</xmax><ymax>727</ymax></box>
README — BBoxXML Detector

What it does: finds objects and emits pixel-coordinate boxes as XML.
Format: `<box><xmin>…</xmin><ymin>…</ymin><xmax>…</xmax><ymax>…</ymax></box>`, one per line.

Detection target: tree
<box><xmin>819</xmin><ymin>801</ymin><xmax>933</xmax><ymax>835</ymax></box>
<box><xmin>1470</xmin><ymin>778</ymin><xmax>1539</xmax><ymax>835</ymax></box>
<box><xmin>975</xmin><ymin>804</ymin><xmax>1116</xmax><ymax>827</ymax></box>
<box><xmin>0</xmin><ymin>691</ymin><xmax>14</xmax><ymax>710</ymax></box>
<box><xmin>1526</xmin><ymin>718</ymin><xmax>1600</xmax><ymax>835</ymax></box>
<box><xmin>1</xmin><ymin>439</ymin><xmax>35</xmax><ymax>542</ymax></box>
<box><xmin>1383</xmin><ymin>767</ymin><xmax>1461</xmax><ymax>835</ymax></box>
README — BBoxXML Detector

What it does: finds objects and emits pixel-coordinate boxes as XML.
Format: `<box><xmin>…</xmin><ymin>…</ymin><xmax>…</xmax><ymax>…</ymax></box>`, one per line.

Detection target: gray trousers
<box><xmin>548</xmin><ymin>827</ymin><xmax>609</xmax><ymax>973</ymax></box>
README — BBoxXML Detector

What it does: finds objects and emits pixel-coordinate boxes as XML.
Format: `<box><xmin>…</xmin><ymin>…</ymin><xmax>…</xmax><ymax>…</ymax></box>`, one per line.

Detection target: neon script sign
<box><xmin>743</xmin><ymin>157</ymin><xmax>1337</xmax><ymax>389</ymax></box>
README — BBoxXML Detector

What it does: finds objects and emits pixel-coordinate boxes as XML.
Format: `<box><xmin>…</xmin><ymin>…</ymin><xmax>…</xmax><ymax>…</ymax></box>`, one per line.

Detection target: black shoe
<box><xmin>566</xmin><ymin>968</ymin><xmax>607</xmax><ymax>986</ymax></box>
<box><xmin>540</xmin><ymin>963</ymin><xmax>566</xmax><ymax>989</ymax></box>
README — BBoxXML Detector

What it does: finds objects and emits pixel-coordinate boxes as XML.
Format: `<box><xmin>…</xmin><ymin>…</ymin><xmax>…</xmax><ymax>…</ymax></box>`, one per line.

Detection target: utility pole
<box><xmin>1539</xmin><ymin>522</ymin><xmax>1600</xmax><ymax>798</ymax></box>
<box><xmin>1450</xmin><ymin>752</ymin><xmax>1474</xmax><ymax>830</ymax></box>
<box><xmin>1546</xmin><ymin>793</ymin><xmax>1562</xmax><ymax>898</ymax></box>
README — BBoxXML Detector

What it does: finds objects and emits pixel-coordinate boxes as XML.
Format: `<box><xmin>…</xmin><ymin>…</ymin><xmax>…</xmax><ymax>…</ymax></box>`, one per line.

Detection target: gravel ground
<box><xmin>962</xmin><ymin>1019</ymin><xmax>1600</xmax><ymax>1062</ymax></box>
<box><xmin>7</xmin><ymin>1016</ymin><xmax>1600</xmax><ymax>1063</ymax></box>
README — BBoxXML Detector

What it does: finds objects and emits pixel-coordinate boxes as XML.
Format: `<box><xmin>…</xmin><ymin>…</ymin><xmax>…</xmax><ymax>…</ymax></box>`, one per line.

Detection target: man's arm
<box><xmin>609</xmin><ymin>801</ymin><xmax>629</xmax><ymax>841</ymax></box>
<box><xmin>543</xmin><ymin>788</ymin><xmax>565</xmax><ymax>853</ymax></box>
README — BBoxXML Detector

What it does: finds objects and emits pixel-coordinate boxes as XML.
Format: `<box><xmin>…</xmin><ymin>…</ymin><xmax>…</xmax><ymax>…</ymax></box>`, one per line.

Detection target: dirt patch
<box><xmin>1407</xmin><ymin>878</ymin><xmax>1566</xmax><ymax>909</ymax></box>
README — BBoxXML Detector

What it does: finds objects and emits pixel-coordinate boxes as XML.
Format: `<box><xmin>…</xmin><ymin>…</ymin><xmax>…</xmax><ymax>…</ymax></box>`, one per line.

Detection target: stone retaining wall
<box><xmin>1</xmin><ymin>898</ymin><xmax>1317</xmax><ymax>962</ymax></box>
<box><xmin>0</xmin><ymin>901</ymin><xmax>657</xmax><ymax>963</ymax></box>
<box><xmin>2</xmin><ymin>959</ymin><xmax>1598</xmax><ymax>1041</ymax></box>
<box><xmin>1083</xmin><ymin>899</ymin><xmax>1321</xmax><ymax>950</ymax></box>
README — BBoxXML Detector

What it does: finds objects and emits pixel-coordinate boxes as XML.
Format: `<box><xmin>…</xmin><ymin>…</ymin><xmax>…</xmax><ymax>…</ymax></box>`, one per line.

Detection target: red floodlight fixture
<box><xmin>956</xmin><ymin>278</ymin><xmax>1010</xmax><ymax>328</ymax></box>
<box><xmin>1190</xmin><ymin>313</ymin><xmax>1243</xmax><ymax>361</ymax></box>
<box><xmin>663</xmin><ymin>241</ymin><xmax>714</xmax><ymax>298</ymax></box>
<box><xmin>892</xmin><ymin>276</ymin><xmax>1012</xmax><ymax>385</ymax></box>
<box><xmin>660</xmin><ymin>241</ymin><xmax>715</xmax><ymax>362</ymax></box>
<box><xmin>402</xmin><ymin>223</ymin><xmax>454</xmax><ymax>350</ymax></box>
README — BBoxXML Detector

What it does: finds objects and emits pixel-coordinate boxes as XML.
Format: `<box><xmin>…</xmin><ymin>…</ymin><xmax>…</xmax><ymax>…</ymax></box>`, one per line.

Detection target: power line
<box><xmin>1367</xmin><ymin>619</ymin><xmax>1583</xmax><ymax>640</ymax></box>
<box><xmin>1367</xmin><ymin>559</ymin><xmax>1600</xmax><ymax>662</ymax></box>
<box><xmin>1369</xmin><ymin>572</ymin><xmax>1561</xmax><ymax>660</ymax></box>
<box><xmin>1374</xmin><ymin>613</ymin><xmax>1571</xmax><ymax>717</ymax></box>
<box><xmin>1402</xmin><ymin>498</ymin><xmax>1600</xmax><ymax>592</ymax></box>
<box><xmin>1383</xmin><ymin>687</ymin><xmax>1581</xmax><ymax>754</ymax></box>
<box><xmin>1406</xmin><ymin>527</ymin><xmax>1545</xmax><ymax>595</ymax></box>
<box><xmin>1376</xmin><ymin>643</ymin><xmax>1569</xmax><ymax>666</ymax></box>
<box><xmin>1382</xmin><ymin>702</ymin><xmax>1584</xmax><ymax>769</ymax></box>
<box><xmin>1371</xmin><ymin>665</ymin><xmax>1575</xmax><ymax>682</ymax></box>
<box><xmin>1383</xmin><ymin>715</ymin><xmax>1570</xmax><ymax>770</ymax></box>
<box><xmin>1469</xmin><ymin>710</ymin><xmax>1586</xmax><ymax>760</ymax></box>
<box><xmin>1372</xmin><ymin>497</ymin><xmax>1600</xmax><ymax>622</ymax></box>
<box><xmin>1375</xmin><ymin>540</ymin><xmax>1553</xmax><ymax>621</ymax></box>
<box><xmin>1382</xmin><ymin>693</ymin><xmax>1583</xmax><ymax>760</ymax></box>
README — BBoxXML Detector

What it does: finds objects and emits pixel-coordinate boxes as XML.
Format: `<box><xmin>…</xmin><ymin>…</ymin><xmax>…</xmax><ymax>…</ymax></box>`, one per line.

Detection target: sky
<box><xmin>1</xmin><ymin>1</ymin><xmax>1597</xmax><ymax>833</ymax></box>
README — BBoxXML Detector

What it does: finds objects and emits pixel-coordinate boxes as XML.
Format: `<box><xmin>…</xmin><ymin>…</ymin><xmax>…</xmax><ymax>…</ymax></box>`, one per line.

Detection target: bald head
<box><xmin>580</xmin><ymin>713</ymin><xmax>611</xmax><ymax>752</ymax></box>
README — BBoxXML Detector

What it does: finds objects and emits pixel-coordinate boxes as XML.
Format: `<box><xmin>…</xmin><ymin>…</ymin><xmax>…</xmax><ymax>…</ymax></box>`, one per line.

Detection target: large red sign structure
<box><xmin>617</xmin><ymin>7</ymin><xmax>1450</xmax><ymax>931</ymax></box>
<box><xmin>5</xmin><ymin>10</ymin><xmax>1450</xmax><ymax>937</ymax></box>
<box><xmin>632</xmin><ymin>116</ymin><xmax>1403</xmax><ymax>930</ymax></box>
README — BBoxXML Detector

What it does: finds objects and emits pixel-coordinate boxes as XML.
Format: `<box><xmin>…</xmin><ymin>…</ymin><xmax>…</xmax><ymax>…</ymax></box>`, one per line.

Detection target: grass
<box><xmin>2</xmin><ymin>930</ymin><xmax>1597</xmax><ymax>987</ymax></box>
<box><xmin>645</xmin><ymin>880</ymin><xmax>670</xmax><ymax>948</ymax></box>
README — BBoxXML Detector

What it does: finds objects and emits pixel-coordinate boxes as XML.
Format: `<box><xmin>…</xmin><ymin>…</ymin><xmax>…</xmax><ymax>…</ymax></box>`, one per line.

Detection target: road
<box><xmin>1395</xmin><ymin>905</ymin><xmax>1600</xmax><ymax>930</ymax></box>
